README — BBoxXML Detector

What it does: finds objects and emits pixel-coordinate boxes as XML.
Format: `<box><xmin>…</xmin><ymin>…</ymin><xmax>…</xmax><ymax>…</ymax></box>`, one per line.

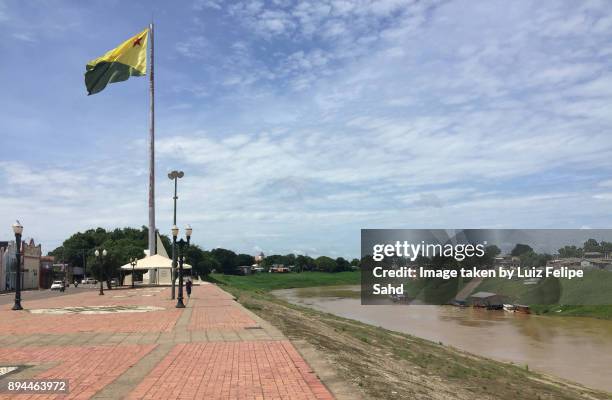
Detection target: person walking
<box><xmin>185</xmin><ymin>278</ymin><xmax>192</xmax><ymax>299</ymax></box>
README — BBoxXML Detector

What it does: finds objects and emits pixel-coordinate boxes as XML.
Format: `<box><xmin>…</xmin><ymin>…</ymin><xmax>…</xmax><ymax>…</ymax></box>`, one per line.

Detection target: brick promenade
<box><xmin>0</xmin><ymin>284</ymin><xmax>334</xmax><ymax>400</ymax></box>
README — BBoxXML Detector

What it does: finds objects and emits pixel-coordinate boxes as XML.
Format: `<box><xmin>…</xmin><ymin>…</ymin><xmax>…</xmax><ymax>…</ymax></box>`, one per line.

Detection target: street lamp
<box><xmin>175</xmin><ymin>224</ymin><xmax>192</xmax><ymax>308</ymax></box>
<box><xmin>171</xmin><ymin>224</ymin><xmax>179</xmax><ymax>300</ymax></box>
<box><xmin>95</xmin><ymin>249</ymin><xmax>107</xmax><ymax>295</ymax></box>
<box><xmin>11</xmin><ymin>221</ymin><xmax>23</xmax><ymax>311</ymax></box>
<box><xmin>130</xmin><ymin>257</ymin><xmax>138</xmax><ymax>288</ymax></box>
<box><xmin>168</xmin><ymin>170</ymin><xmax>184</xmax><ymax>300</ymax></box>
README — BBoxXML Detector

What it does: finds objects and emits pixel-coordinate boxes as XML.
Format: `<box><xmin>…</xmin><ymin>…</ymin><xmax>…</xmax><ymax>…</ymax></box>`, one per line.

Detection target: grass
<box><xmin>208</xmin><ymin>271</ymin><xmax>360</xmax><ymax>292</ymax></box>
<box><xmin>217</xmin><ymin>282</ymin><xmax>612</xmax><ymax>400</ymax></box>
<box><xmin>530</xmin><ymin>304</ymin><xmax>612</xmax><ymax>319</ymax></box>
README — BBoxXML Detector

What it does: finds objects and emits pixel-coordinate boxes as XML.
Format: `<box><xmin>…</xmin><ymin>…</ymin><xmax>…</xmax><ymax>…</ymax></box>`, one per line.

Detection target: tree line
<box><xmin>49</xmin><ymin>227</ymin><xmax>359</xmax><ymax>280</ymax></box>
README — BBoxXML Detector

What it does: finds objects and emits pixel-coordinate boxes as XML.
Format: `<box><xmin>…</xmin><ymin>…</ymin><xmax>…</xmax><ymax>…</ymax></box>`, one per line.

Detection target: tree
<box><xmin>519</xmin><ymin>251</ymin><xmax>552</xmax><ymax>268</ymax></box>
<box><xmin>583</xmin><ymin>239</ymin><xmax>600</xmax><ymax>252</ymax></box>
<box><xmin>558</xmin><ymin>245</ymin><xmax>582</xmax><ymax>258</ymax></box>
<box><xmin>335</xmin><ymin>257</ymin><xmax>350</xmax><ymax>272</ymax></box>
<box><xmin>235</xmin><ymin>253</ymin><xmax>255</xmax><ymax>267</ymax></box>
<box><xmin>210</xmin><ymin>248</ymin><xmax>238</xmax><ymax>275</ymax></box>
<box><xmin>315</xmin><ymin>256</ymin><xmax>336</xmax><ymax>272</ymax></box>
<box><xmin>511</xmin><ymin>244</ymin><xmax>533</xmax><ymax>257</ymax></box>
<box><xmin>485</xmin><ymin>245</ymin><xmax>501</xmax><ymax>258</ymax></box>
<box><xmin>49</xmin><ymin>227</ymin><xmax>151</xmax><ymax>278</ymax></box>
<box><xmin>261</xmin><ymin>254</ymin><xmax>286</xmax><ymax>269</ymax></box>
<box><xmin>296</xmin><ymin>255</ymin><xmax>315</xmax><ymax>272</ymax></box>
<box><xmin>195</xmin><ymin>253</ymin><xmax>220</xmax><ymax>278</ymax></box>
<box><xmin>350</xmin><ymin>258</ymin><xmax>360</xmax><ymax>268</ymax></box>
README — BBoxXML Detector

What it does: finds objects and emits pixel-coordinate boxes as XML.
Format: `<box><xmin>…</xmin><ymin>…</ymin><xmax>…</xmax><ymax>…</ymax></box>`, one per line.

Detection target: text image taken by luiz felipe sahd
<box><xmin>360</xmin><ymin>229</ymin><xmax>612</xmax><ymax>305</ymax></box>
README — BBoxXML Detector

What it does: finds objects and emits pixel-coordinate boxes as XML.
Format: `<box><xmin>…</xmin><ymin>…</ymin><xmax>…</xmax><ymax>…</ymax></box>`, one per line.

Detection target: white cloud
<box><xmin>3</xmin><ymin>0</ymin><xmax>612</xmax><ymax>258</ymax></box>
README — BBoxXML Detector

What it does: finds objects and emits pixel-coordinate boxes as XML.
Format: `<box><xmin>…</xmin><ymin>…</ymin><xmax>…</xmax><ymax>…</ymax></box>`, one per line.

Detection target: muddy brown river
<box><xmin>273</xmin><ymin>285</ymin><xmax>612</xmax><ymax>393</ymax></box>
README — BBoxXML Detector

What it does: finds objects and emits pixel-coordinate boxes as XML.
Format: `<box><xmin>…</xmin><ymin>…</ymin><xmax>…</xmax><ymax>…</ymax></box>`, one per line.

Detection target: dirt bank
<box><xmin>227</xmin><ymin>287</ymin><xmax>611</xmax><ymax>400</ymax></box>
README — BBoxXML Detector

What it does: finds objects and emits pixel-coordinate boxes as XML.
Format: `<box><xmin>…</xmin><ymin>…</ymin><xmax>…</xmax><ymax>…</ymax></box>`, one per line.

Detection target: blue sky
<box><xmin>1</xmin><ymin>0</ymin><xmax>612</xmax><ymax>258</ymax></box>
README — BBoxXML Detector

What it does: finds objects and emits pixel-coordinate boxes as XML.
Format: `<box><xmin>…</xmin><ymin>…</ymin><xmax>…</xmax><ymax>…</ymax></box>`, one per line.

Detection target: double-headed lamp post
<box><xmin>130</xmin><ymin>257</ymin><xmax>138</xmax><ymax>288</ymax></box>
<box><xmin>95</xmin><ymin>249</ymin><xmax>107</xmax><ymax>295</ymax></box>
<box><xmin>172</xmin><ymin>224</ymin><xmax>192</xmax><ymax>308</ymax></box>
<box><xmin>11</xmin><ymin>221</ymin><xmax>23</xmax><ymax>311</ymax></box>
<box><xmin>168</xmin><ymin>170</ymin><xmax>184</xmax><ymax>300</ymax></box>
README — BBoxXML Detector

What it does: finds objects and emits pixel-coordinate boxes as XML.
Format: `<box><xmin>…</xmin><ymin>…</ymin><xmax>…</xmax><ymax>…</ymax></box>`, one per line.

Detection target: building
<box><xmin>270</xmin><ymin>264</ymin><xmax>290</xmax><ymax>273</ymax></box>
<box><xmin>1</xmin><ymin>240</ymin><xmax>17</xmax><ymax>291</ymax></box>
<box><xmin>1</xmin><ymin>239</ymin><xmax>40</xmax><ymax>291</ymax></box>
<box><xmin>495</xmin><ymin>255</ymin><xmax>520</xmax><ymax>270</ymax></box>
<box><xmin>0</xmin><ymin>241</ymin><xmax>9</xmax><ymax>291</ymax></box>
<box><xmin>583</xmin><ymin>251</ymin><xmax>604</xmax><ymax>259</ymax></box>
<box><xmin>39</xmin><ymin>256</ymin><xmax>55</xmax><ymax>289</ymax></box>
<box><xmin>468</xmin><ymin>291</ymin><xmax>504</xmax><ymax>307</ymax></box>
<box><xmin>21</xmin><ymin>239</ymin><xmax>41</xmax><ymax>290</ymax></box>
<box><xmin>237</xmin><ymin>265</ymin><xmax>253</xmax><ymax>275</ymax></box>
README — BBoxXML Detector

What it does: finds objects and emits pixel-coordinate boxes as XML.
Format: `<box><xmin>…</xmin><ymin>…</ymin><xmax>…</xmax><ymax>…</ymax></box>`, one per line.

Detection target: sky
<box><xmin>1</xmin><ymin>0</ymin><xmax>612</xmax><ymax>258</ymax></box>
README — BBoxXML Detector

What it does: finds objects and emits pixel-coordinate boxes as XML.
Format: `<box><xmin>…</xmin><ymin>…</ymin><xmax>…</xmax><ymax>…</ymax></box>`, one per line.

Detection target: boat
<box><xmin>503</xmin><ymin>304</ymin><xmax>516</xmax><ymax>312</ymax></box>
<box><xmin>450</xmin><ymin>299</ymin><xmax>467</xmax><ymax>307</ymax></box>
<box><xmin>515</xmin><ymin>305</ymin><xmax>531</xmax><ymax>314</ymax></box>
<box><xmin>486</xmin><ymin>304</ymin><xmax>504</xmax><ymax>310</ymax></box>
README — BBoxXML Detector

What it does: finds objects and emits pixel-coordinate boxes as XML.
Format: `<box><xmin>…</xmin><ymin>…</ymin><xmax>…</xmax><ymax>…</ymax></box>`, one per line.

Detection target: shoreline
<box><xmin>217</xmin><ymin>280</ymin><xmax>612</xmax><ymax>400</ymax></box>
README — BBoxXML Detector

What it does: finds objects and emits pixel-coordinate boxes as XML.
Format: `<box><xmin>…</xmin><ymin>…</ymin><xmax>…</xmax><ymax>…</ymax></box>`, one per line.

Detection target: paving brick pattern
<box><xmin>0</xmin><ymin>311</ymin><xmax>181</xmax><ymax>335</ymax></box>
<box><xmin>0</xmin><ymin>283</ymin><xmax>335</xmax><ymax>399</ymax></box>
<box><xmin>127</xmin><ymin>342</ymin><xmax>333</xmax><ymax>400</ymax></box>
<box><xmin>188</xmin><ymin>305</ymin><xmax>258</xmax><ymax>331</ymax></box>
<box><xmin>0</xmin><ymin>345</ymin><xmax>155</xmax><ymax>399</ymax></box>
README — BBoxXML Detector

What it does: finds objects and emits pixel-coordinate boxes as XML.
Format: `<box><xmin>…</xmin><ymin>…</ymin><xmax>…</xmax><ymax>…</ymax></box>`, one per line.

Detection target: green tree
<box><xmin>195</xmin><ymin>253</ymin><xmax>220</xmax><ymax>278</ymax></box>
<box><xmin>335</xmin><ymin>257</ymin><xmax>350</xmax><ymax>272</ymax></box>
<box><xmin>583</xmin><ymin>238</ymin><xmax>601</xmax><ymax>252</ymax></box>
<box><xmin>558</xmin><ymin>245</ymin><xmax>582</xmax><ymax>258</ymax></box>
<box><xmin>296</xmin><ymin>255</ymin><xmax>316</xmax><ymax>272</ymax></box>
<box><xmin>261</xmin><ymin>254</ymin><xmax>286</xmax><ymax>269</ymax></box>
<box><xmin>511</xmin><ymin>244</ymin><xmax>533</xmax><ymax>257</ymax></box>
<box><xmin>315</xmin><ymin>256</ymin><xmax>336</xmax><ymax>272</ymax></box>
<box><xmin>210</xmin><ymin>248</ymin><xmax>238</xmax><ymax>275</ymax></box>
<box><xmin>235</xmin><ymin>253</ymin><xmax>255</xmax><ymax>266</ymax></box>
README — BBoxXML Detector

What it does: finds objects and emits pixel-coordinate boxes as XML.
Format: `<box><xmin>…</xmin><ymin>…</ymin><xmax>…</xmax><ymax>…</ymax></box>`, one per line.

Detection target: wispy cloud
<box><xmin>2</xmin><ymin>0</ymin><xmax>612</xmax><ymax>257</ymax></box>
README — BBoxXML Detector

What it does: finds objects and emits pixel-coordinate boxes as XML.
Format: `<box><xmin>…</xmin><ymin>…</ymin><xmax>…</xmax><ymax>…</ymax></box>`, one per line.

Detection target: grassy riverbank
<box><xmin>209</xmin><ymin>271</ymin><xmax>360</xmax><ymax>291</ymax></box>
<box><xmin>213</xmin><ymin>274</ymin><xmax>611</xmax><ymax>399</ymax></box>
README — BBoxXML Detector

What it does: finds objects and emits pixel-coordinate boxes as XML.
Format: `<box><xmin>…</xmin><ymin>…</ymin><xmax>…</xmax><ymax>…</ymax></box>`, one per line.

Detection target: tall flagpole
<box><xmin>148</xmin><ymin>22</ymin><xmax>156</xmax><ymax>259</ymax></box>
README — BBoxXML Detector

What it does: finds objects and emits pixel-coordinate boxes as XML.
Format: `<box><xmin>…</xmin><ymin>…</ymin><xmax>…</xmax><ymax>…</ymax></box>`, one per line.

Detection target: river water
<box><xmin>272</xmin><ymin>285</ymin><xmax>612</xmax><ymax>393</ymax></box>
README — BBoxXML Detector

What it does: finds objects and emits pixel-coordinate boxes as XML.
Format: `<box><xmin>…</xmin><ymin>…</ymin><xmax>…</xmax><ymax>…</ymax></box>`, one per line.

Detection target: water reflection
<box><xmin>273</xmin><ymin>285</ymin><xmax>612</xmax><ymax>393</ymax></box>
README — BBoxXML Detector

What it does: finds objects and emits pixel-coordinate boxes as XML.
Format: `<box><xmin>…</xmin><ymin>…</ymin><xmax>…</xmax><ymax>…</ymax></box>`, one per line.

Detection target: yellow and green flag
<box><xmin>85</xmin><ymin>28</ymin><xmax>149</xmax><ymax>95</ymax></box>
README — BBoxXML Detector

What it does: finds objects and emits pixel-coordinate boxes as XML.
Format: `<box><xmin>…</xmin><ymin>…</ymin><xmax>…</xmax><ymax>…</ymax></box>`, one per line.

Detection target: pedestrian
<box><xmin>185</xmin><ymin>278</ymin><xmax>192</xmax><ymax>299</ymax></box>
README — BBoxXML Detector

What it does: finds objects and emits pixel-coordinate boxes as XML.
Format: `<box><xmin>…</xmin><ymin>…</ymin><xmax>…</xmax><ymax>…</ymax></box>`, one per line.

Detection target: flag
<box><xmin>85</xmin><ymin>28</ymin><xmax>149</xmax><ymax>95</ymax></box>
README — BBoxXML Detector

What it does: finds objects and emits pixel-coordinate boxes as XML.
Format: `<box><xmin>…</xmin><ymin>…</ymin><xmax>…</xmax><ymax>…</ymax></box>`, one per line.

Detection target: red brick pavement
<box><xmin>188</xmin><ymin>304</ymin><xmax>258</xmax><ymax>331</ymax></box>
<box><xmin>0</xmin><ymin>285</ymin><xmax>336</xmax><ymax>399</ymax></box>
<box><xmin>127</xmin><ymin>341</ymin><xmax>334</xmax><ymax>400</ymax></box>
<box><xmin>0</xmin><ymin>344</ymin><xmax>155</xmax><ymax>399</ymax></box>
<box><xmin>0</xmin><ymin>310</ymin><xmax>181</xmax><ymax>335</ymax></box>
<box><xmin>0</xmin><ymin>288</ymin><xmax>181</xmax><ymax>334</ymax></box>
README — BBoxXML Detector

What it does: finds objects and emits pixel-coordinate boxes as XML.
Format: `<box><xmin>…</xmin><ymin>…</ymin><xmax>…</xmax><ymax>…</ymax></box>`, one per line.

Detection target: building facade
<box><xmin>1</xmin><ymin>239</ymin><xmax>41</xmax><ymax>291</ymax></box>
<box><xmin>21</xmin><ymin>239</ymin><xmax>41</xmax><ymax>290</ymax></box>
<box><xmin>0</xmin><ymin>241</ymin><xmax>8</xmax><ymax>291</ymax></box>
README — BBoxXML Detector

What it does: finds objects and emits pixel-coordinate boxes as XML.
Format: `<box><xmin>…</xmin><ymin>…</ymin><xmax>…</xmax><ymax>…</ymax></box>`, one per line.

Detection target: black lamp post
<box><xmin>95</xmin><ymin>249</ymin><xmax>107</xmax><ymax>295</ymax></box>
<box><xmin>12</xmin><ymin>221</ymin><xmax>23</xmax><ymax>311</ymax></box>
<box><xmin>175</xmin><ymin>224</ymin><xmax>192</xmax><ymax>308</ymax></box>
<box><xmin>130</xmin><ymin>257</ymin><xmax>137</xmax><ymax>288</ymax></box>
<box><xmin>168</xmin><ymin>170</ymin><xmax>184</xmax><ymax>300</ymax></box>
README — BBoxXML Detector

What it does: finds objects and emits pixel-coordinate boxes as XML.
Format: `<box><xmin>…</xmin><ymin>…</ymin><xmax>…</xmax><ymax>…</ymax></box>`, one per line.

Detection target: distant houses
<box><xmin>0</xmin><ymin>238</ymin><xmax>78</xmax><ymax>292</ymax></box>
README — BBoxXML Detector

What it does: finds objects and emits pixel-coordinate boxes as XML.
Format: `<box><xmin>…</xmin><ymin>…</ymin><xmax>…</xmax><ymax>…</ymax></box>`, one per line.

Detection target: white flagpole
<box><xmin>148</xmin><ymin>22</ymin><xmax>156</xmax><ymax>259</ymax></box>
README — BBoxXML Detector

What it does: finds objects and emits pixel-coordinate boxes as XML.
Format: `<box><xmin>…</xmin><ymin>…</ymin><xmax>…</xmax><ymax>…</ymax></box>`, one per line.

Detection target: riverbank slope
<box><xmin>212</xmin><ymin>273</ymin><xmax>611</xmax><ymax>400</ymax></box>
